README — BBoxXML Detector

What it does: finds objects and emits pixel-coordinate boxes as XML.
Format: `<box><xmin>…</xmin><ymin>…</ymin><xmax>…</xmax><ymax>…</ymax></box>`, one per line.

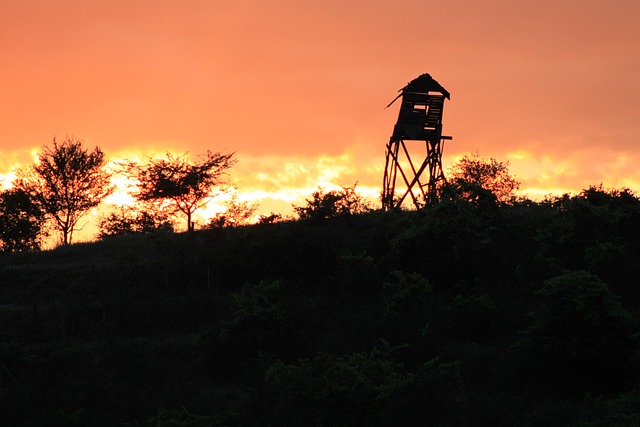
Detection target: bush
<box><xmin>265</xmin><ymin>344</ymin><xmax>463</xmax><ymax>426</ymax></box>
<box><xmin>294</xmin><ymin>184</ymin><xmax>370</xmax><ymax>221</ymax></box>
<box><xmin>98</xmin><ymin>205</ymin><xmax>174</xmax><ymax>238</ymax></box>
<box><xmin>516</xmin><ymin>271</ymin><xmax>637</xmax><ymax>395</ymax></box>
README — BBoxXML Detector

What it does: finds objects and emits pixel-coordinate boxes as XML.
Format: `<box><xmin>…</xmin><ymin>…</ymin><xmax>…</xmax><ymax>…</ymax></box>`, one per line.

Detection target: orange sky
<box><xmin>1</xmin><ymin>0</ymin><xmax>640</xmax><ymax>227</ymax></box>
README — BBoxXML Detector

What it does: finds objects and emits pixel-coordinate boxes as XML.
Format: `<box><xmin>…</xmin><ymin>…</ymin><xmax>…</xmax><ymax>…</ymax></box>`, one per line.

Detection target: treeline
<box><xmin>1</xmin><ymin>179</ymin><xmax>640</xmax><ymax>425</ymax></box>
<box><xmin>0</xmin><ymin>137</ymin><xmax>236</xmax><ymax>250</ymax></box>
<box><xmin>0</xmin><ymin>138</ymin><xmax>527</xmax><ymax>253</ymax></box>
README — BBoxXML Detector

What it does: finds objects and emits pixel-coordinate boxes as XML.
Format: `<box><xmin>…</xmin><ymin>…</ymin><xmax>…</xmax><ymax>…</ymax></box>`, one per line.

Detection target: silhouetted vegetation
<box><xmin>0</xmin><ymin>188</ymin><xmax>47</xmax><ymax>253</ymax></box>
<box><xmin>98</xmin><ymin>205</ymin><xmax>175</xmax><ymax>238</ymax></box>
<box><xmin>446</xmin><ymin>152</ymin><xmax>521</xmax><ymax>205</ymax></box>
<box><xmin>1</xmin><ymin>182</ymin><xmax>640</xmax><ymax>426</ymax></box>
<box><xmin>124</xmin><ymin>151</ymin><xmax>236</xmax><ymax>231</ymax></box>
<box><xmin>293</xmin><ymin>183</ymin><xmax>371</xmax><ymax>221</ymax></box>
<box><xmin>14</xmin><ymin>137</ymin><xmax>112</xmax><ymax>245</ymax></box>
<box><xmin>207</xmin><ymin>192</ymin><xmax>259</xmax><ymax>228</ymax></box>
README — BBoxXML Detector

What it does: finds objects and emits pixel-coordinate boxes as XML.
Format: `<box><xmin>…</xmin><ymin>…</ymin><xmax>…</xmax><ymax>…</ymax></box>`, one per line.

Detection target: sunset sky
<box><xmin>1</xmin><ymin>0</ymin><xmax>639</xmax><ymax>233</ymax></box>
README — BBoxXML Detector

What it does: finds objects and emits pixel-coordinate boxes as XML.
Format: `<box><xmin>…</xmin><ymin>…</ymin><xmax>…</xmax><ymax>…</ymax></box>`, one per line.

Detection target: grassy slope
<box><xmin>0</xmin><ymin>204</ymin><xmax>639</xmax><ymax>426</ymax></box>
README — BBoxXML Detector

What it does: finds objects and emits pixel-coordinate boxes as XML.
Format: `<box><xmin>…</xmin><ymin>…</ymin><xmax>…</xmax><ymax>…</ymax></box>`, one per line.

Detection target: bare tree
<box><xmin>15</xmin><ymin>137</ymin><xmax>112</xmax><ymax>245</ymax></box>
<box><xmin>128</xmin><ymin>151</ymin><xmax>235</xmax><ymax>231</ymax></box>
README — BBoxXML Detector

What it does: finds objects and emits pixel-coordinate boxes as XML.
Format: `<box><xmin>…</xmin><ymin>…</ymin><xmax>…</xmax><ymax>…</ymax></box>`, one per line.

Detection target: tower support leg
<box><xmin>382</xmin><ymin>137</ymin><xmax>448</xmax><ymax>210</ymax></box>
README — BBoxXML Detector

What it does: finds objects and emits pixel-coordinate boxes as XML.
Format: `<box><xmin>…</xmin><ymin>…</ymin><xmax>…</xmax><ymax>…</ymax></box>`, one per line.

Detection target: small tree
<box><xmin>447</xmin><ymin>152</ymin><xmax>520</xmax><ymax>205</ymax></box>
<box><xmin>0</xmin><ymin>188</ymin><xmax>47</xmax><ymax>252</ymax></box>
<box><xmin>15</xmin><ymin>137</ymin><xmax>112</xmax><ymax>245</ymax></box>
<box><xmin>128</xmin><ymin>151</ymin><xmax>235</xmax><ymax>231</ymax></box>
<box><xmin>207</xmin><ymin>193</ymin><xmax>258</xmax><ymax>228</ymax></box>
<box><xmin>294</xmin><ymin>183</ymin><xmax>370</xmax><ymax>221</ymax></box>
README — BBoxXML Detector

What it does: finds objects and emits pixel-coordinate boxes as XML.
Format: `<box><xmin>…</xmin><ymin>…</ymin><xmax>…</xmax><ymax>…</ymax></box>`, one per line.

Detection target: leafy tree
<box><xmin>14</xmin><ymin>137</ymin><xmax>112</xmax><ymax>245</ymax></box>
<box><xmin>127</xmin><ymin>151</ymin><xmax>235</xmax><ymax>231</ymax></box>
<box><xmin>0</xmin><ymin>188</ymin><xmax>47</xmax><ymax>252</ymax></box>
<box><xmin>447</xmin><ymin>152</ymin><xmax>520</xmax><ymax>205</ymax></box>
<box><xmin>294</xmin><ymin>183</ymin><xmax>371</xmax><ymax>221</ymax></box>
<box><xmin>98</xmin><ymin>205</ymin><xmax>174</xmax><ymax>238</ymax></box>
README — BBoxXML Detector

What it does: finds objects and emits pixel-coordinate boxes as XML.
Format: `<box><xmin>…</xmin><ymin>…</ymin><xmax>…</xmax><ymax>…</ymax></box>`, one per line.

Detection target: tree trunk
<box><xmin>187</xmin><ymin>211</ymin><xmax>194</xmax><ymax>232</ymax></box>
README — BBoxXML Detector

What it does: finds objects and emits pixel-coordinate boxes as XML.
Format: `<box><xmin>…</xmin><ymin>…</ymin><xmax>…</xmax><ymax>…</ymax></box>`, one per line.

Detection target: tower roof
<box><xmin>402</xmin><ymin>73</ymin><xmax>450</xmax><ymax>99</ymax></box>
<box><xmin>386</xmin><ymin>72</ymin><xmax>451</xmax><ymax>108</ymax></box>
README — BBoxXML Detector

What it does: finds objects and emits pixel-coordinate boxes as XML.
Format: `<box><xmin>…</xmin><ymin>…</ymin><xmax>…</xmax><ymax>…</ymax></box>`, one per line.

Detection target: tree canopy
<box><xmin>447</xmin><ymin>152</ymin><xmax>521</xmax><ymax>205</ymax></box>
<box><xmin>127</xmin><ymin>151</ymin><xmax>235</xmax><ymax>231</ymax></box>
<box><xmin>0</xmin><ymin>188</ymin><xmax>47</xmax><ymax>252</ymax></box>
<box><xmin>14</xmin><ymin>137</ymin><xmax>112</xmax><ymax>245</ymax></box>
<box><xmin>294</xmin><ymin>183</ymin><xmax>371</xmax><ymax>221</ymax></box>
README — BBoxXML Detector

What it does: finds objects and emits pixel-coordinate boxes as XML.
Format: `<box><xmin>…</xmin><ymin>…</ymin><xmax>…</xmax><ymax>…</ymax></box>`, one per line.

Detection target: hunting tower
<box><xmin>382</xmin><ymin>73</ymin><xmax>452</xmax><ymax>210</ymax></box>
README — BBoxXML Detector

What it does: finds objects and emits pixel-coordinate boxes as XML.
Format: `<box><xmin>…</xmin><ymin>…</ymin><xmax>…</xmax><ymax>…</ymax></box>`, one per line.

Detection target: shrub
<box><xmin>516</xmin><ymin>271</ymin><xmax>637</xmax><ymax>394</ymax></box>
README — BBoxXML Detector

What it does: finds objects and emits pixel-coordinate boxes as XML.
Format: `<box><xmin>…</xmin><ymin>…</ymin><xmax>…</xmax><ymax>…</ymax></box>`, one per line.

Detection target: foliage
<box><xmin>447</xmin><ymin>152</ymin><xmax>520</xmax><ymax>205</ymax></box>
<box><xmin>257</xmin><ymin>212</ymin><xmax>283</xmax><ymax>224</ymax></box>
<box><xmin>537</xmin><ymin>185</ymin><xmax>640</xmax><ymax>301</ymax></box>
<box><xmin>381</xmin><ymin>270</ymin><xmax>432</xmax><ymax>316</ymax></box>
<box><xmin>3</xmin><ymin>185</ymin><xmax>640</xmax><ymax>426</ymax></box>
<box><xmin>98</xmin><ymin>205</ymin><xmax>174</xmax><ymax>238</ymax></box>
<box><xmin>379</xmin><ymin>271</ymin><xmax>436</xmax><ymax>358</ymax></box>
<box><xmin>214</xmin><ymin>280</ymin><xmax>289</xmax><ymax>363</ymax></box>
<box><xmin>207</xmin><ymin>193</ymin><xmax>258</xmax><ymax>228</ymax></box>
<box><xmin>14</xmin><ymin>137</ymin><xmax>112</xmax><ymax>245</ymax></box>
<box><xmin>127</xmin><ymin>151</ymin><xmax>235</xmax><ymax>231</ymax></box>
<box><xmin>266</xmin><ymin>345</ymin><xmax>462</xmax><ymax>426</ymax></box>
<box><xmin>225</xmin><ymin>279</ymin><xmax>286</xmax><ymax>329</ymax></box>
<box><xmin>294</xmin><ymin>183</ymin><xmax>371</xmax><ymax>221</ymax></box>
<box><xmin>516</xmin><ymin>270</ymin><xmax>636</xmax><ymax>394</ymax></box>
<box><xmin>0</xmin><ymin>188</ymin><xmax>47</xmax><ymax>252</ymax></box>
<box><xmin>575</xmin><ymin>391</ymin><xmax>640</xmax><ymax>427</ymax></box>
<box><xmin>145</xmin><ymin>407</ymin><xmax>226</xmax><ymax>427</ymax></box>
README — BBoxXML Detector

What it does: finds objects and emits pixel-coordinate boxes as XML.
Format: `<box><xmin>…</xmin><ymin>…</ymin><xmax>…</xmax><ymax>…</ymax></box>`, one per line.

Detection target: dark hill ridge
<box><xmin>1</xmin><ymin>195</ymin><xmax>640</xmax><ymax>426</ymax></box>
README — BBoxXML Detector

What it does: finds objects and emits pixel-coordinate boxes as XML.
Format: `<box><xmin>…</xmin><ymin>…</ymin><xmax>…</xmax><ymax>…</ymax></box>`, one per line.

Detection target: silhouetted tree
<box><xmin>14</xmin><ymin>137</ymin><xmax>112</xmax><ymax>245</ymax></box>
<box><xmin>294</xmin><ymin>183</ymin><xmax>370</xmax><ymax>221</ymax></box>
<box><xmin>207</xmin><ymin>193</ymin><xmax>258</xmax><ymax>228</ymax></box>
<box><xmin>0</xmin><ymin>188</ymin><xmax>47</xmax><ymax>252</ymax></box>
<box><xmin>98</xmin><ymin>205</ymin><xmax>174</xmax><ymax>238</ymax></box>
<box><xmin>127</xmin><ymin>151</ymin><xmax>235</xmax><ymax>231</ymax></box>
<box><xmin>447</xmin><ymin>152</ymin><xmax>520</xmax><ymax>205</ymax></box>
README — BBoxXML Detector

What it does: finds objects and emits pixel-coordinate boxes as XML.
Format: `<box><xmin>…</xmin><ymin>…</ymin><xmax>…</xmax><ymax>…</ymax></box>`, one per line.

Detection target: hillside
<box><xmin>1</xmin><ymin>191</ymin><xmax>640</xmax><ymax>426</ymax></box>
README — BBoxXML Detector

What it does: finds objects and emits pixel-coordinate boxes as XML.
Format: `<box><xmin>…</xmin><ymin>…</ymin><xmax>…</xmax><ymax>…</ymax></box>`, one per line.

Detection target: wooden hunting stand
<box><xmin>382</xmin><ymin>73</ymin><xmax>452</xmax><ymax>210</ymax></box>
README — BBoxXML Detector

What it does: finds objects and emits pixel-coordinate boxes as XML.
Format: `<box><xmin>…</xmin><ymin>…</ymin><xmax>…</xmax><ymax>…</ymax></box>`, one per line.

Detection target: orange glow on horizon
<box><xmin>3</xmin><ymin>145</ymin><xmax>640</xmax><ymax>244</ymax></box>
<box><xmin>0</xmin><ymin>0</ymin><xmax>638</xmax><ymax>243</ymax></box>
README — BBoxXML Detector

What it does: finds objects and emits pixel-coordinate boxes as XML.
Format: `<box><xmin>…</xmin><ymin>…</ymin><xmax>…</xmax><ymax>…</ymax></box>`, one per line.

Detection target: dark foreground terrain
<box><xmin>1</xmin><ymin>189</ymin><xmax>640</xmax><ymax>426</ymax></box>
